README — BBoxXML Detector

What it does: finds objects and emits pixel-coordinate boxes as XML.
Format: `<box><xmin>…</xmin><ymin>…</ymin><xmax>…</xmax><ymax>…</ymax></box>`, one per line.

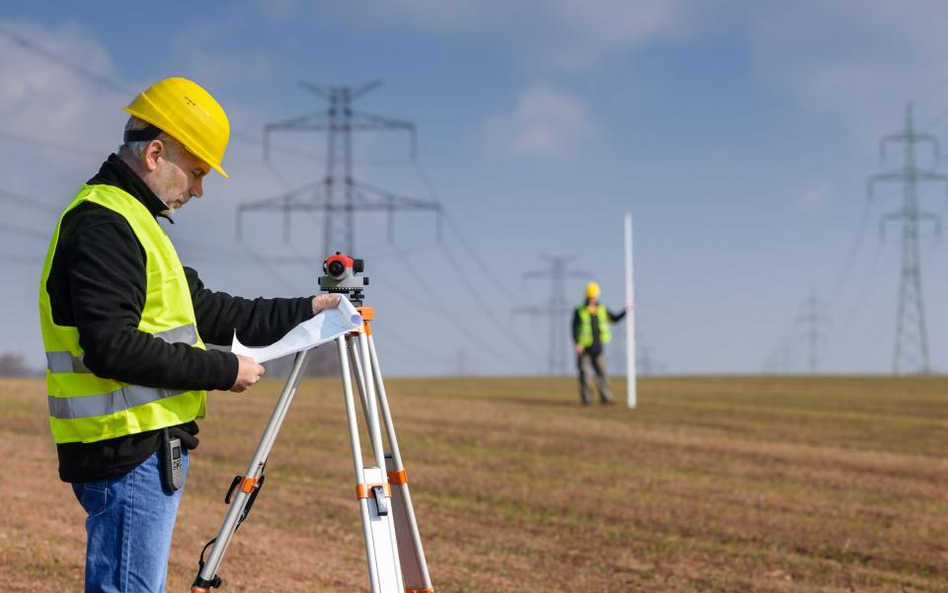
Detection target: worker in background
<box><xmin>38</xmin><ymin>77</ymin><xmax>340</xmax><ymax>592</ymax></box>
<box><xmin>572</xmin><ymin>281</ymin><xmax>626</xmax><ymax>405</ymax></box>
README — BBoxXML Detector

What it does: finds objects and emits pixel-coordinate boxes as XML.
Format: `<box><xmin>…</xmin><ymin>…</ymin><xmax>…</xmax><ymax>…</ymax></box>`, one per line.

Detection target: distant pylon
<box><xmin>237</xmin><ymin>81</ymin><xmax>441</xmax><ymax>255</ymax></box>
<box><xmin>867</xmin><ymin>103</ymin><xmax>946</xmax><ymax>375</ymax></box>
<box><xmin>795</xmin><ymin>290</ymin><xmax>829</xmax><ymax>374</ymax></box>
<box><xmin>763</xmin><ymin>334</ymin><xmax>796</xmax><ymax>375</ymax></box>
<box><xmin>514</xmin><ymin>256</ymin><xmax>590</xmax><ymax>375</ymax></box>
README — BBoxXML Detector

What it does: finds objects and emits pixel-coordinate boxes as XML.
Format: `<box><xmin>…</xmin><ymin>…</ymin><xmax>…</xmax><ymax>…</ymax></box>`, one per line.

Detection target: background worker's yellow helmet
<box><xmin>585</xmin><ymin>281</ymin><xmax>601</xmax><ymax>299</ymax></box>
<box><xmin>123</xmin><ymin>77</ymin><xmax>230</xmax><ymax>178</ymax></box>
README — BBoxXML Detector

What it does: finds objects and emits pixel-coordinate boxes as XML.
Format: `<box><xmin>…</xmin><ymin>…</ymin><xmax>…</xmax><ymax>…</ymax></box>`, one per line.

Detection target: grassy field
<box><xmin>0</xmin><ymin>375</ymin><xmax>945</xmax><ymax>592</ymax></box>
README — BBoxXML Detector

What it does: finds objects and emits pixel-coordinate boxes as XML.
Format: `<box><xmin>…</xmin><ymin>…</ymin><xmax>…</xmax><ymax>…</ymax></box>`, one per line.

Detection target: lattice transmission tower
<box><xmin>513</xmin><ymin>256</ymin><xmax>590</xmax><ymax>375</ymax></box>
<box><xmin>237</xmin><ymin>81</ymin><xmax>441</xmax><ymax>255</ymax></box>
<box><xmin>867</xmin><ymin>104</ymin><xmax>946</xmax><ymax>375</ymax></box>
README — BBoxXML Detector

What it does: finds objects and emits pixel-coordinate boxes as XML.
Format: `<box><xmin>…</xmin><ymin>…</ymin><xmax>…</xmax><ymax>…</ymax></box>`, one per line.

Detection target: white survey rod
<box><xmin>624</xmin><ymin>212</ymin><xmax>637</xmax><ymax>408</ymax></box>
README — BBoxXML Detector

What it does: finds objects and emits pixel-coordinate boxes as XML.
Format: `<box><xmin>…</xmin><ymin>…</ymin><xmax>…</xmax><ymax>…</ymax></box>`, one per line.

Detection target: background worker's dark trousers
<box><xmin>577</xmin><ymin>351</ymin><xmax>613</xmax><ymax>404</ymax></box>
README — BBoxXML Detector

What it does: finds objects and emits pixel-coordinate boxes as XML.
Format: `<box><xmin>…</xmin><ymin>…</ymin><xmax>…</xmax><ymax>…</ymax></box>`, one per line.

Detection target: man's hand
<box><xmin>231</xmin><ymin>355</ymin><xmax>265</xmax><ymax>393</ymax></box>
<box><xmin>312</xmin><ymin>293</ymin><xmax>342</xmax><ymax>314</ymax></box>
<box><xmin>574</xmin><ymin>344</ymin><xmax>584</xmax><ymax>355</ymax></box>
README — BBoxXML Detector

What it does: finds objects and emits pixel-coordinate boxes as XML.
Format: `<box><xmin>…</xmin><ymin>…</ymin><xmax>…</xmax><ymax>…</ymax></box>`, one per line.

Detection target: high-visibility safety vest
<box><xmin>576</xmin><ymin>305</ymin><xmax>611</xmax><ymax>348</ymax></box>
<box><xmin>38</xmin><ymin>184</ymin><xmax>206</xmax><ymax>444</ymax></box>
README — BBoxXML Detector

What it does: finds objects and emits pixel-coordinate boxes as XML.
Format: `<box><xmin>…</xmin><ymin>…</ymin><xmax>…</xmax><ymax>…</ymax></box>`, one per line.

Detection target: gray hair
<box><xmin>120</xmin><ymin>116</ymin><xmax>185</xmax><ymax>161</ymax></box>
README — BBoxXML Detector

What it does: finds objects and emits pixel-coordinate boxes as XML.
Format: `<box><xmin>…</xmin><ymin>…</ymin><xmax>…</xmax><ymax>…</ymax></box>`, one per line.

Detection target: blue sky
<box><xmin>1</xmin><ymin>1</ymin><xmax>947</xmax><ymax>376</ymax></box>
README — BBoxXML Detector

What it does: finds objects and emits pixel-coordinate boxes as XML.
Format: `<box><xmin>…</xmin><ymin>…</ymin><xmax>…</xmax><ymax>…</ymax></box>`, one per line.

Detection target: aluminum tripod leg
<box><xmin>345</xmin><ymin>322</ymin><xmax>434</xmax><ymax>592</ymax></box>
<box><xmin>367</xmin><ymin>334</ymin><xmax>434</xmax><ymax>592</ymax></box>
<box><xmin>348</xmin><ymin>337</ymin><xmax>371</xmax><ymax>424</ymax></box>
<box><xmin>338</xmin><ymin>334</ymin><xmax>404</xmax><ymax>593</ymax></box>
<box><xmin>192</xmin><ymin>349</ymin><xmax>312</xmax><ymax>592</ymax></box>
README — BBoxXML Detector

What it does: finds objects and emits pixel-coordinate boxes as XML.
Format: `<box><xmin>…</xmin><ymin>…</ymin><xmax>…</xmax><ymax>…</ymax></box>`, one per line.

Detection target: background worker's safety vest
<box><xmin>576</xmin><ymin>305</ymin><xmax>611</xmax><ymax>348</ymax></box>
<box><xmin>38</xmin><ymin>184</ymin><xmax>207</xmax><ymax>444</ymax></box>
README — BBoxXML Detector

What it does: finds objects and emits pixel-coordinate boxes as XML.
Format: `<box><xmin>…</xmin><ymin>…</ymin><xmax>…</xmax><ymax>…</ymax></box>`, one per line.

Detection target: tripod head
<box><xmin>318</xmin><ymin>252</ymin><xmax>369</xmax><ymax>306</ymax></box>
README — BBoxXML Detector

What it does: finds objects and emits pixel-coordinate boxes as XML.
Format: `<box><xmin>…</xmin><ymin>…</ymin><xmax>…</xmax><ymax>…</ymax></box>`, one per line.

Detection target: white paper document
<box><xmin>231</xmin><ymin>296</ymin><xmax>362</xmax><ymax>363</ymax></box>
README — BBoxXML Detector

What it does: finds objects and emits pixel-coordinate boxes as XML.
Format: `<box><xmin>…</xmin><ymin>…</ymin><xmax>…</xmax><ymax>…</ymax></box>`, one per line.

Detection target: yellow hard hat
<box><xmin>123</xmin><ymin>77</ymin><xmax>230</xmax><ymax>178</ymax></box>
<box><xmin>585</xmin><ymin>281</ymin><xmax>601</xmax><ymax>299</ymax></box>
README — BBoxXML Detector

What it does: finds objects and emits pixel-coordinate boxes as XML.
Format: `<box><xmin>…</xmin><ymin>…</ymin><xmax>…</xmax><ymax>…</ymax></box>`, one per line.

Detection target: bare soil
<box><xmin>0</xmin><ymin>375</ymin><xmax>945</xmax><ymax>592</ymax></box>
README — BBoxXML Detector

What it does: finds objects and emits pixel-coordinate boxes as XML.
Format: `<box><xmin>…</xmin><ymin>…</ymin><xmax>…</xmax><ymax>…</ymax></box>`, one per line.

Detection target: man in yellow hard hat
<box><xmin>571</xmin><ymin>281</ymin><xmax>626</xmax><ymax>405</ymax></box>
<box><xmin>38</xmin><ymin>77</ymin><xmax>340</xmax><ymax>592</ymax></box>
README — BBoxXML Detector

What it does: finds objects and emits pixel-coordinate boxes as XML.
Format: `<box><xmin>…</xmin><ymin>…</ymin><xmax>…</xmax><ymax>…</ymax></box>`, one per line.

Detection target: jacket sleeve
<box><xmin>608</xmin><ymin>308</ymin><xmax>627</xmax><ymax>323</ymax></box>
<box><xmin>571</xmin><ymin>308</ymin><xmax>581</xmax><ymax>344</ymax></box>
<box><xmin>67</xmin><ymin>220</ymin><xmax>238</xmax><ymax>391</ymax></box>
<box><xmin>185</xmin><ymin>267</ymin><xmax>315</xmax><ymax>347</ymax></box>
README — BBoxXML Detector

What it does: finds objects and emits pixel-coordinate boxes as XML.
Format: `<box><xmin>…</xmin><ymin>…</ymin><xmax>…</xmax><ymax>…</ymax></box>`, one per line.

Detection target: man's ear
<box><xmin>143</xmin><ymin>139</ymin><xmax>165</xmax><ymax>173</ymax></box>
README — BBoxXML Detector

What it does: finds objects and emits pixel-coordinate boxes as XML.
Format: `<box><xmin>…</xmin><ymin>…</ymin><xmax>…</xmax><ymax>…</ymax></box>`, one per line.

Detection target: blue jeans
<box><xmin>72</xmin><ymin>449</ymin><xmax>189</xmax><ymax>593</ymax></box>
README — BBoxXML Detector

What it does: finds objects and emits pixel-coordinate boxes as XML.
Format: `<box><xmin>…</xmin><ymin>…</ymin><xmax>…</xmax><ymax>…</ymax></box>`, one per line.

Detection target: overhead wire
<box><xmin>0</xmin><ymin>25</ymin><xmax>132</xmax><ymax>95</ymax></box>
<box><xmin>413</xmin><ymin>161</ymin><xmax>515</xmax><ymax>298</ymax></box>
<box><xmin>0</xmin><ymin>222</ymin><xmax>51</xmax><ymax>241</ymax></box>
<box><xmin>368</xmin><ymin>318</ymin><xmax>454</xmax><ymax>365</ymax></box>
<box><xmin>0</xmin><ymin>27</ymin><xmax>317</xmax><ymax>159</ymax></box>
<box><xmin>256</xmin><ymin>150</ymin><xmax>537</xmax><ymax>371</ymax></box>
<box><xmin>437</xmin><ymin>239</ymin><xmax>542</xmax><ymax>360</ymax></box>
<box><xmin>0</xmin><ymin>253</ymin><xmax>43</xmax><ymax>265</ymax></box>
<box><xmin>388</xmin><ymin>241</ymin><xmax>531</xmax><ymax>368</ymax></box>
<box><xmin>827</xmin><ymin>241</ymin><xmax>888</xmax><ymax>351</ymax></box>
<box><xmin>411</xmin><ymin>160</ymin><xmax>543</xmax><ymax>366</ymax></box>
<box><xmin>0</xmin><ymin>128</ymin><xmax>102</xmax><ymax>158</ymax></box>
<box><xmin>0</xmin><ymin>188</ymin><xmax>61</xmax><ymax>215</ymax></box>
<box><xmin>251</xmin><ymin>164</ymin><xmax>459</xmax><ymax>367</ymax></box>
<box><xmin>829</xmin><ymin>195</ymin><xmax>875</xmax><ymax>305</ymax></box>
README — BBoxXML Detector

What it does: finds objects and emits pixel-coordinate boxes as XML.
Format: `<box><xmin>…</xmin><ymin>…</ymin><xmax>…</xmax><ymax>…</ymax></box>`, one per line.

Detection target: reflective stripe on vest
<box><xmin>38</xmin><ymin>184</ymin><xmax>207</xmax><ymax>444</ymax></box>
<box><xmin>576</xmin><ymin>305</ymin><xmax>612</xmax><ymax>348</ymax></box>
<box><xmin>48</xmin><ymin>386</ymin><xmax>190</xmax><ymax>419</ymax></box>
<box><xmin>45</xmin><ymin>323</ymin><xmax>198</xmax><ymax>374</ymax></box>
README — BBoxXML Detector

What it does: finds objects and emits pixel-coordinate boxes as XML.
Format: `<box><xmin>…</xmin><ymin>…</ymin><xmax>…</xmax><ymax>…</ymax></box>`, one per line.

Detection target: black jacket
<box><xmin>48</xmin><ymin>154</ymin><xmax>314</xmax><ymax>482</ymax></box>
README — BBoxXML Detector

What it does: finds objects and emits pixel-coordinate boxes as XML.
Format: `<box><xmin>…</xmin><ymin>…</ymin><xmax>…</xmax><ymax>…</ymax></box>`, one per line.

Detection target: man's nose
<box><xmin>191</xmin><ymin>178</ymin><xmax>204</xmax><ymax>198</ymax></box>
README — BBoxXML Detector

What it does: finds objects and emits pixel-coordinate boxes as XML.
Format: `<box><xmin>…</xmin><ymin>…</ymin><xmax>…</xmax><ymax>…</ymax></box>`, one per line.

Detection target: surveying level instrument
<box><xmin>191</xmin><ymin>253</ymin><xmax>435</xmax><ymax>593</ymax></box>
<box><xmin>319</xmin><ymin>252</ymin><xmax>369</xmax><ymax>305</ymax></box>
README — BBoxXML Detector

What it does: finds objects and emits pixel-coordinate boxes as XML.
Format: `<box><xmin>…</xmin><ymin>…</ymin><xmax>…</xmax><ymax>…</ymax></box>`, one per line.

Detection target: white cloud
<box><xmin>796</xmin><ymin>181</ymin><xmax>833</xmax><ymax>213</ymax></box>
<box><xmin>484</xmin><ymin>82</ymin><xmax>594</xmax><ymax>158</ymax></box>
<box><xmin>337</xmin><ymin>0</ymin><xmax>708</xmax><ymax>69</ymax></box>
<box><xmin>0</xmin><ymin>20</ymin><xmax>127</xmax><ymax>152</ymax></box>
<box><xmin>748</xmin><ymin>0</ymin><xmax>948</xmax><ymax>145</ymax></box>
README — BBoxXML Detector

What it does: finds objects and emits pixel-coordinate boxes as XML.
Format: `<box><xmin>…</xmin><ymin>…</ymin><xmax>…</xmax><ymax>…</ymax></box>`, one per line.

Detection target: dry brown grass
<box><xmin>0</xmin><ymin>375</ymin><xmax>946</xmax><ymax>592</ymax></box>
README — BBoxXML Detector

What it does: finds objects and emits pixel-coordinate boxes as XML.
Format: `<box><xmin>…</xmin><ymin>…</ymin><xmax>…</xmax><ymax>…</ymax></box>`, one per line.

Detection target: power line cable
<box><xmin>413</xmin><ymin>161</ymin><xmax>515</xmax><ymax>299</ymax></box>
<box><xmin>0</xmin><ymin>25</ymin><xmax>132</xmax><ymax>95</ymax></box>
<box><xmin>237</xmin><ymin>241</ymin><xmax>304</xmax><ymax>295</ymax></box>
<box><xmin>0</xmin><ymin>28</ymin><xmax>317</xmax><ymax>159</ymax></box>
<box><xmin>0</xmin><ymin>222</ymin><xmax>50</xmax><ymax>241</ymax></box>
<box><xmin>0</xmin><ymin>128</ymin><xmax>101</xmax><ymax>157</ymax></box>
<box><xmin>0</xmin><ymin>188</ymin><xmax>61</xmax><ymax>215</ymax></box>
<box><xmin>247</xmin><ymin>239</ymin><xmax>459</xmax><ymax>369</ymax></box>
<box><xmin>827</xmin><ymin>241</ymin><xmax>888</xmax><ymax>352</ymax></box>
<box><xmin>0</xmin><ymin>253</ymin><xmax>43</xmax><ymax>265</ymax></box>
<box><xmin>414</xmin><ymin>160</ymin><xmax>546</xmax><ymax>366</ymax></box>
<box><xmin>181</xmin><ymin>233</ymin><xmax>457</xmax><ymax>368</ymax></box>
<box><xmin>436</xmin><ymin>239</ymin><xmax>542</xmax><ymax>361</ymax></box>
<box><xmin>829</xmin><ymin>194</ymin><xmax>874</xmax><ymax>304</ymax></box>
<box><xmin>369</xmin><ymin>318</ymin><xmax>454</xmax><ymax>365</ymax></box>
<box><xmin>389</xmin><ymin>242</ymin><xmax>531</xmax><ymax>368</ymax></box>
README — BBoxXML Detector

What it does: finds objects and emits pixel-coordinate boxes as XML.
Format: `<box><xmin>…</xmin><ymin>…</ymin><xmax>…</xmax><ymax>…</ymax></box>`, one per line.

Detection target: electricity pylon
<box><xmin>795</xmin><ymin>290</ymin><xmax>829</xmax><ymax>374</ymax></box>
<box><xmin>514</xmin><ymin>256</ymin><xmax>590</xmax><ymax>375</ymax></box>
<box><xmin>867</xmin><ymin>103</ymin><xmax>946</xmax><ymax>375</ymax></box>
<box><xmin>763</xmin><ymin>334</ymin><xmax>796</xmax><ymax>375</ymax></box>
<box><xmin>237</xmin><ymin>81</ymin><xmax>441</xmax><ymax>255</ymax></box>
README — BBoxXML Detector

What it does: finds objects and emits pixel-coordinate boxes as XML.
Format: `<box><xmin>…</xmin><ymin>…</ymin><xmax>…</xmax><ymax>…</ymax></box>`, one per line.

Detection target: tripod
<box><xmin>191</xmin><ymin>255</ymin><xmax>434</xmax><ymax>593</ymax></box>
